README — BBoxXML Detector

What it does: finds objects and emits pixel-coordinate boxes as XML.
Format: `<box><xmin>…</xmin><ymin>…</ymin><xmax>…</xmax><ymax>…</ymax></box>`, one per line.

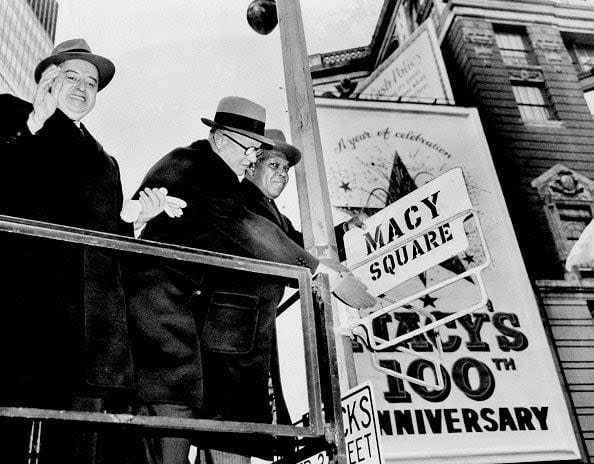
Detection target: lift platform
<box><xmin>0</xmin><ymin>215</ymin><xmax>348</xmax><ymax>464</ymax></box>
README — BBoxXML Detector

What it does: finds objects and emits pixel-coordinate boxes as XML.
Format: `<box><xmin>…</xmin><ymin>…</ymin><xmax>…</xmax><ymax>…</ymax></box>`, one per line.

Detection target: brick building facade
<box><xmin>310</xmin><ymin>0</ymin><xmax>594</xmax><ymax>461</ymax></box>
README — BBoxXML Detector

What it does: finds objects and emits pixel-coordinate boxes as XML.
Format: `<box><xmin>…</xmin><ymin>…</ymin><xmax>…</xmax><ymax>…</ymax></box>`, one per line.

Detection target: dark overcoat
<box><xmin>198</xmin><ymin>180</ymin><xmax>300</xmax><ymax>418</ymax></box>
<box><xmin>0</xmin><ymin>94</ymin><xmax>134</xmax><ymax>407</ymax></box>
<box><xmin>194</xmin><ymin>179</ymin><xmax>347</xmax><ymax>457</ymax></box>
<box><xmin>126</xmin><ymin>140</ymin><xmax>319</xmax><ymax>422</ymax></box>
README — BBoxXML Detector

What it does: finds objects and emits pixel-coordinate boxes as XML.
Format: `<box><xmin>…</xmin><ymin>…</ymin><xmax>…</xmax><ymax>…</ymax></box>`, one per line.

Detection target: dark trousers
<box><xmin>137</xmin><ymin>403</ymin><xmax>194</xmax><ymax>464</ymax></box>
<box><xmin>136</xmin><ymin>404</ymin><xmax>250</xmax><ymax>464</ymax></box>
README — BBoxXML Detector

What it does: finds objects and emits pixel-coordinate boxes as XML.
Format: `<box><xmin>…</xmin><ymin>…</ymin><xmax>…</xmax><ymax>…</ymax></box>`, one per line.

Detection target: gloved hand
<box><xmin>120</xmin><ymin>187</ymin><xmax>187</xmax><ymax>224</ymax></box>
<box><xmin>316</xmin><ymin>259</ymin><xmax>376</xmax><ymax>309</ymax></box>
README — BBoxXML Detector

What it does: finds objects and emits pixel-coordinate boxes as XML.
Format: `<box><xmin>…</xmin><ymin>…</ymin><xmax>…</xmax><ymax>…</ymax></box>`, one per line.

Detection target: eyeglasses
<box><xmin>222</xmin><ymin>132</ymin><xmax>262</xmax><ymax>161</ymax></box>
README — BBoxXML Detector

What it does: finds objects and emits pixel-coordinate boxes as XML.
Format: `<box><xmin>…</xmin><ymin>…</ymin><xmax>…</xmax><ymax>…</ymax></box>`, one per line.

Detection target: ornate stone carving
<box><xmin>533</xmin><ymin>38</ymin><xmax>564</xmax><ymax>52</ymax></box>
<box><xmin>549</xmin><ymin>170</ymin><xmax>588</xmax><ymax>199</ymax></box>
<box><xmin>508</xmin><ymin>68</ymin><xmax>544</xmax><ymax>82</ymax></box>
<box><xmin>532</xmin><ymin>164</ymin><xmax>594</xmax><ymax>202</ymax></box>
<box><xmin>532</xmin><ymin>165</ymin><xmax>594</xmax><ymax>268</ymax></box>
<box><xmin>463</xmin><ymin>30</ymin><xmax>495</xmax><ymax>47</ymax></box>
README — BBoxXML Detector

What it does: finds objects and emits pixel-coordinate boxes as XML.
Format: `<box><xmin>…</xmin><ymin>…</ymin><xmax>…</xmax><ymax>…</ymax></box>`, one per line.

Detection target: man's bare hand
<box><xmin>28</xmin><ymin>65</ymin><xmax>63</xmax><ymax>133</ymax></box>
<box><xmin>136</xmin><ymin>187</ymin><xmax>168</xmax><ymax>227</ymax></box>
<box><xmin>121</xmin><ymin>187</ymin><xmax>187</xmax><ymax>228</ymax></box>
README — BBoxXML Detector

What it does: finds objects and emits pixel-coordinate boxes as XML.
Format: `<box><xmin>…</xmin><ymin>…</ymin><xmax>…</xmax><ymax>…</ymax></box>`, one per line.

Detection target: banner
<box><xmin>315</xmin><ymin>98</ymin><xmax>581</xmax><ymax>463</ymax></box>
<box><xmin>352</xmin><ymin>18</ymin><xmax>454</xmax><ymax>104</ymax></box>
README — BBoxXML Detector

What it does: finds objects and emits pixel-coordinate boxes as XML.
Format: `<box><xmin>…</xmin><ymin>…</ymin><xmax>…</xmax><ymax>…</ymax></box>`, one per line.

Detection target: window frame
<box><xmin>493</xmin><ymin>24</ymin><xmax>538</xmax><ymax>67</ymax></box>
<box><xmin>511</xmin><ymin>82</ymin><xmax>556</xmax><ymax>122</ymax></box>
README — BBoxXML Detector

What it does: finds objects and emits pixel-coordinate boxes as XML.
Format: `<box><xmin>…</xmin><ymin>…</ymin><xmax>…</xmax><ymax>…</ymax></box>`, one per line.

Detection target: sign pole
<box><xmin>275</xmin><ymin>0</ymin><xmax>358</xmax><ymax>389</ymax></box>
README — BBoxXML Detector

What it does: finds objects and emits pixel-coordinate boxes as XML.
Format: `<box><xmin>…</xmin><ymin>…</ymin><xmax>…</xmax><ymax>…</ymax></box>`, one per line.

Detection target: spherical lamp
<box><xmin>246</xmin><ymin>0</ymin><xmax>278</xmax><ymax>35</ymax></box>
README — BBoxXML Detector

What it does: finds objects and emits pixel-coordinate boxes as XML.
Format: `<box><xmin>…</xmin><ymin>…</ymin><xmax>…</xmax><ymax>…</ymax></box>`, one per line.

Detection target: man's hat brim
<box><xmin>262</xmin><ymin>128</ymin><xmax>301</xmax><ymax>166</ymax></box>
<box><xmin>201</xmin><ymin>118</ymin><xmax>275</xmax><ymax>149</ymax></box>
<box><xmin>34</xmin><ymin>52</ymin><xmax>115</xmax><ymax>91</ymax></box>
<box><xmin>266</xmin><ymin>140</ymin><xmax>301</xmax><ymax>166</ymax></box>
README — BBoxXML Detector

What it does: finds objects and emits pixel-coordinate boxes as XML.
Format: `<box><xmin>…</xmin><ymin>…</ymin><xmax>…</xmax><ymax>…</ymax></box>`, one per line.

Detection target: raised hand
<box><xmin>28</xmin><ymin>65</ymin><xmax>64</xmax><ymax>133</ymax></box>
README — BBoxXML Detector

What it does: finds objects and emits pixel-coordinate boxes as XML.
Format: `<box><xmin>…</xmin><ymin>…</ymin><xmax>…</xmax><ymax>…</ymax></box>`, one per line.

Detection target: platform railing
<box><xmin>0</xmin><ymin>215</ymin><xmax>346</xmax><ymax>463</ymax></box>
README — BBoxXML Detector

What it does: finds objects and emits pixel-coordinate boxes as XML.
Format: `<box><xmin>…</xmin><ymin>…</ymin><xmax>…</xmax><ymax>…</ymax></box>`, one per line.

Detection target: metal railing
<box><xmin>0</xmin><ymin>215</ymin><xmax>346</xmax><ymax>463</ymax></box>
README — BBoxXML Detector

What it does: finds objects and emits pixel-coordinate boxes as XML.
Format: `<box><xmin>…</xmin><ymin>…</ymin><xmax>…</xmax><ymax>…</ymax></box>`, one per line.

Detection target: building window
<box><xmin>585</xmin><ymin>89</ymin><xmax>594</xmax><ymax>117</ymax></box>
<box><xmin>557</xmin><ymin>203</ymin><xmax>592</xmax><ymax>247</ymax></box>
<box><xmin>512</xmin><ymin>84</ymin><xmax>554</xmax><ymax>121</ymax></box>
<box><xmin>409</xmin><ymin>0</ymin><xmax>431</xmax><ymax>26</ymax></box>
<box><xmin>565</xmin><ymin>38</ymin><xmax>594</xmax><ymax>118</ymax></box>
<box><xmin>567</xmin><ymin>41</ymin><xmax>594</xmax><ymax>75</ymax></box>
<box><xmin>587</xmin><ymin>300</ymin><xmax>594</xmax><ymax>318</ymax></box>
<box><xmin>494</xmin><ymin>26</ymin><xmax>537</xmax><ymax>67</ymax></box>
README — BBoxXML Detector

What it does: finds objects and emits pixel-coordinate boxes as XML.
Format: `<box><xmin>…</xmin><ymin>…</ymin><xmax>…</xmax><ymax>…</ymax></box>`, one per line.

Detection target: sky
<box><xmin>53</xmin><ymin>0</ymin><xmax>384</xmax><ymax>419</ymax></box>
<box><xmin>56</xmin><ymin>0</ymin><xmax>383</xmax><ymax>198</ymax></box>
<box><xmin>55</xmin><ymin>0</ymin><xmax>383</xmax><ymax>204</ymax></box>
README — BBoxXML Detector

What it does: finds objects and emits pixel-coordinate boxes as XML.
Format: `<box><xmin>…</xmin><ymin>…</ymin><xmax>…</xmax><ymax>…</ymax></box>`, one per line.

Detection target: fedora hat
<box><xmin>263</xmin><ymin>129</ymin><xmax>302</xmax><ymax>166</ymax></box>
<box><xmin>34</xmin><ymin>38</ymin><xmax>115</xmax><ymax>91</ymax></box>
<box><xmin>201</xmin><ymin>96</ymin><xmax>274</xmax><ymax>148</ymax></box>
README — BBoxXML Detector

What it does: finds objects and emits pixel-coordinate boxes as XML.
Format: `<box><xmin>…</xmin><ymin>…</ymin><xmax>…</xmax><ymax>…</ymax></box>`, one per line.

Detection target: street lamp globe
<box><xmin>246</xmin><ymin>0</ymin><xmax>278</xmax><ymax>35</ymax></box>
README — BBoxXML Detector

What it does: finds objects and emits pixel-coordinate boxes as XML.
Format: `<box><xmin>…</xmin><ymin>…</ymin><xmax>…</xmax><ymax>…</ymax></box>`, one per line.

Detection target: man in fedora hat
<box><xmin>126</xmin><ymin>96</ymin><xmax>375</xmax><ymax>464</ymax></box>
<box><xmin>192</xmin><ymin>129</ymin><xmax>369</xmax><ymax>460</ymax></box>
<box><xmin>0</xmin><ymin>39</ymin><xmax>167</xmax><ymax>463</ymax></box>
<box><xmin>242</xmin><ymin>128</ymin><xmax>364</xmax><ymax>258</ymax></box>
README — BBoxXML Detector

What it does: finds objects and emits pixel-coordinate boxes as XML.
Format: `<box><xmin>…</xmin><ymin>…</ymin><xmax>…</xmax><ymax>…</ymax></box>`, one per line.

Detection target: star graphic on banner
<box><xmin>419</xmin><ymin>294</ymin><xmax>438</xmax><ymax>308</ymax></box>
<box><xmin>339</xmin><ymin>181</ymin><xmax>352</xmax><ymax>192</ymax></box>
<box><xmin>387</xmin><ymin>152</ymin><xmax>474</xmax><ymax>285</ymax></box>
<box><xmin>463</xmin><ymin>253</ymin><xmax>475</xmax><ymax>264</ymax></box>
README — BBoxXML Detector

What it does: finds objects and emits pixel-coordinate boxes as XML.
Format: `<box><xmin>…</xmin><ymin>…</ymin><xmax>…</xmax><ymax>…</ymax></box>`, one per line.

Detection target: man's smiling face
<box><xmin>250</xmin><ymin>151</ymin><xmax>290</xmax><ymax>199</ymax></box>
<box><xmin>57</xmin><ymin>59</ymin><xmax>99</xmax><ymax>121</ymax></box>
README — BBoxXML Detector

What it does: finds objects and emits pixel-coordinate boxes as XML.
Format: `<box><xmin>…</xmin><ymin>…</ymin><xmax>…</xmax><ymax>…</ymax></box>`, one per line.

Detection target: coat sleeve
<box><xmin>108</xmin><ymin>155</ymin><xmax>135</xmax><ymax>237</ymax></box>
<box><xmin>0</xmin><ymin>95</ymin><xmax>42</xmax><ymax>217</ymax></box>
<box><xmin>0</xmin><ymin>94</ymin><xmax>35</xmax><ymax>146</ymax></box>
<box><xmin>139</xmin><ymin>149</ymin><xmax>319</xmax><ymax>272</ymax></box>
<box><xmin>202</xmin><ymin>182</ymin><xmax>319</xmax><ymax>271</ymax></box>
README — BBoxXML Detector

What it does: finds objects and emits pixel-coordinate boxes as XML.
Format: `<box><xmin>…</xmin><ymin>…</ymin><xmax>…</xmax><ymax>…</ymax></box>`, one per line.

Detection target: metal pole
<box><xmin>27</xmin><ymin>420</ymin><xmax>42</xmax><ymax>464</ymax></box>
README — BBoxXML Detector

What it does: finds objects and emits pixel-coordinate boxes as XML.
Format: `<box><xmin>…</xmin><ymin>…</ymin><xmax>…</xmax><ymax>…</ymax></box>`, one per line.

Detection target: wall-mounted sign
<box><xmin>344</xmin><ymin>169</ymin><xmax>472</xmax><ymax>296</ymax></box>
<box><xmin>353</xmin><ymin>18</ymin><xmax>454</xmax><ymax>104</ymax></box>
<box><xmin>297</xmin><ymin>382</ymin><xmax>385</xmax><ymax>464</ymax></box>
<box><xmin>315</xmin><ymin>98</ymin><xmax>581</xmax><ymax>464</ymax></box>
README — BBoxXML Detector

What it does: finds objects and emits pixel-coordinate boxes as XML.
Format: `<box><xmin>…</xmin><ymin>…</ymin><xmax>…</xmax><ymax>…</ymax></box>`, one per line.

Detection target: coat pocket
<box><xmin>201</xmin><ymin>291</ymin><xmax>260</xmax><ymax>354</ymax></box>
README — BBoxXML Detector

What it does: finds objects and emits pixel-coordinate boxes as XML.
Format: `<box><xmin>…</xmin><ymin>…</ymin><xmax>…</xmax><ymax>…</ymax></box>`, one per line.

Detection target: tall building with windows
<box><xmin>26</xmin><ymin>0</ymin><xmax>59</xmax><ymax>41</ymax></box>
<box><xmin>0</xmin><ymin>0</ymin><xmax>58</xmax><ymax>100</ymax></box>
<box><xmin>310</xmin><ymin>0</ymin><xmax>594</xmax><ymax>461</ymax></box>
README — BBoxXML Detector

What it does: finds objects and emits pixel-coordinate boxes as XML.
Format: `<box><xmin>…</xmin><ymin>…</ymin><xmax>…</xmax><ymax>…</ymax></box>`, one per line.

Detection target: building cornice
<box><xmin>442</xmin><ymin>0</ymin><xmax>594</xmax><ymax>35</ymax></box>
<box><xmin>310</xmin><ymin>0</ymin><xmax>594</xmax><ymax>80</ymax></box>
<box><xmin>310</xmin><ymin>0</ymin><xmax>397</xmax><ymax>79</ymax></box>
<box><xmin>536</xmin><ymin>279</ymin><xmax>594</xmax><ymax>293</ymax></box>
